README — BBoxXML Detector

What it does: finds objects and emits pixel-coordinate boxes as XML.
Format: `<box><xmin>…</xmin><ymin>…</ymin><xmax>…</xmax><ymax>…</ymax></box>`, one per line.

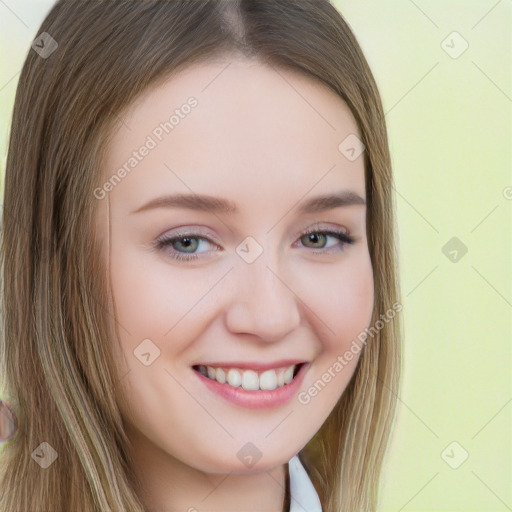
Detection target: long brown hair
<box><xmin>0</xmin><ymin>1</ymin><xmax>402</xmax><ymax>510</ymax></box>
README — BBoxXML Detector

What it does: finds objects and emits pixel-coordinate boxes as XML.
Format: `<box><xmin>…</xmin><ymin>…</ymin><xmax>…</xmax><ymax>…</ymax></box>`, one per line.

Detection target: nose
<box><xmin>224</xmin><ymin>251</ymin><xmax>302</xmax><ymax>342</ymax></box>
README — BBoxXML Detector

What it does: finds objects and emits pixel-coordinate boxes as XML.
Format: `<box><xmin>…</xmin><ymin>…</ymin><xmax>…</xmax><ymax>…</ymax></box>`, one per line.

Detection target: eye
<box><xmin>155</xmin><ymin>232</ymin><xmax>216</xmax><ymax>262</ymax></box>
<box><xmin>155</xmin><ymin>224</ymin><xmax>356</xmax><ymax>263</ymax></box>
<box><xmin>297</xmin><ymin>227</ymin><xmax>355</xmax><ymax>253</ymax></box>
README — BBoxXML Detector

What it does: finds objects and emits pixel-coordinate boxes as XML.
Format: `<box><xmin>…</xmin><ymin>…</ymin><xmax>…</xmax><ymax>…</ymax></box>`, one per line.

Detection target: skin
<box><xmin>97</xmin><ymin>56</ymin><xmax>374</xmax><ymax>512</ymax></box>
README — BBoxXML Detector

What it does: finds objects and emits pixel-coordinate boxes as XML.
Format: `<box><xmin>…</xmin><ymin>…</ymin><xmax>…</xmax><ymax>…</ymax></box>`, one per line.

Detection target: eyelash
<box><xmin>154</xmin><ymin>225</ymin><xmax>356</xmax><ymax>263</ymax></box>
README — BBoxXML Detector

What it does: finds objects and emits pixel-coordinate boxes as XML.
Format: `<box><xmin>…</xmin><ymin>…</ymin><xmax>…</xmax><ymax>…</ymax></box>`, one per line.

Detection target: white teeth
<box><xmin>227</xmin><ymin>368</ymin><xmax>242</xmax><ymax>387</ymax></box>
<box><xmin>196</xmin><ymin>363</ymin><xmax>301</xmax><ymax>391</ymax></box>
<box><xmin>259</xmin><ymin>369</ymin><xmax>277</xmax><ymax>390</ymax></box>
<box><xmin>284</xmin><ymin>366</ymin><xmax>294</xmax><ymax>384</ymax></box>
<box><xmin>242</xmin><ymin>370</ymin><xmax>259</xmax><ymax>391</ymax></box>
<box><xmin>216</xmin><ymin>367</ymin><xmax>226</xmax><ymax>384</ymax></box>
<box><xmin>207</xmin><ymin>366</ymin><xmax>216</xmax><ymax>379</ymax></box>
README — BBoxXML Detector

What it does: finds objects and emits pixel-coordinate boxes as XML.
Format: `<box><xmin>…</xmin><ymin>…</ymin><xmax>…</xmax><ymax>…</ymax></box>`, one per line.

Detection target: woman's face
<box><xmin>99</xmin><ymin>57</ymin><xmax>373</xmax><ymax>474</ymax></box>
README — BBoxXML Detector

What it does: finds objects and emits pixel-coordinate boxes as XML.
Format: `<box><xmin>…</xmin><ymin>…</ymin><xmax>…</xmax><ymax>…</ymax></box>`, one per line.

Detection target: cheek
<box><xmin>110</xmin><ymin>239</ymin><xmax>374</xmax><ymax>359</ymax></box>
<box><xmin>334</xmin><ymin>265</ymin><xmax>374</xmax><ymax>344</ymax></box>
<box><xmin>291</xmin><ymin>253</ymin><xmax>374</xmax><ymax>429</ymax></box>
<box><xmin>109</xmin><ymin>243</ymin><xmax>211</xmax><ymax>343</ymax></box>
<box><xmin>300</xmin><ymin>252</ymin><xmax>374</xmax><ymax>350</ymax></box>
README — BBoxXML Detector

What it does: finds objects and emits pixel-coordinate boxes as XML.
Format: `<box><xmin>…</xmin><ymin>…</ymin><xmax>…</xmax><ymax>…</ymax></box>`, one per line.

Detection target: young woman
<box><xmin>0</xmin><ymin>1</ymin><xmax>402</xmax><ymax>511</ymax></box>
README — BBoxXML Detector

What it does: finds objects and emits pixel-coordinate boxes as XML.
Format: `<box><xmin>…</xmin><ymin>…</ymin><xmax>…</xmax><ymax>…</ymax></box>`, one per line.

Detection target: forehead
<box><xmin>102</xmin><ymin>58</ymin><xmax>365</xmax><ymax>214</ymax></box>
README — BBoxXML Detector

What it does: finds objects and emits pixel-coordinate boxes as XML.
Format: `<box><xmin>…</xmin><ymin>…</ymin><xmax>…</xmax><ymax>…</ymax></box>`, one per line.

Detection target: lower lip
<box><xmin>193</xmin><ymin>363</ymin><xmax>309</xmax><ymax>409</ymax></box>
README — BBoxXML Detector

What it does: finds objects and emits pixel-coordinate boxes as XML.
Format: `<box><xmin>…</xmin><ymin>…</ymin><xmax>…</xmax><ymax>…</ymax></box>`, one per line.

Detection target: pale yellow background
<box><xmin>1</xmin><ymin>1</ymin><xmax>511</xmax><ymax>511</ymax></box>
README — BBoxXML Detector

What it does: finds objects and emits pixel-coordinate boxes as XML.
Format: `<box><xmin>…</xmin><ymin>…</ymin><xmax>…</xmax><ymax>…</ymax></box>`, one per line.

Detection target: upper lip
<box><xmin>193</xmin><ymin>359</ymin><xmax>307</xmax><ymax>371</ymax></box>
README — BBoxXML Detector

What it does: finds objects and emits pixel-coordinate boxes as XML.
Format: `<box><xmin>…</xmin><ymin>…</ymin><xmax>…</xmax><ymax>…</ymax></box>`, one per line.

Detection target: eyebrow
<box><xmin>131</xmin><ymin>190</ymin><xmax>366</xmax><ymax>215</ymax></box>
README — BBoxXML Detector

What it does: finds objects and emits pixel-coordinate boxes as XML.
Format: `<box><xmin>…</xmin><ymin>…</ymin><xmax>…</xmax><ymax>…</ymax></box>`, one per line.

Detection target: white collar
<box><xmin>288</xmin><ymin>454</ymin><xmax>322</xmax><ymax>512</ymax></box>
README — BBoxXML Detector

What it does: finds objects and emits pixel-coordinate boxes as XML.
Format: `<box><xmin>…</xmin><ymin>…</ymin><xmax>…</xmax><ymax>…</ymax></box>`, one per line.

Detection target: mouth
<box><xmin>192</xmin><ymin>362</ymin><xmax>306</xmax><ymax>392</ymax></box>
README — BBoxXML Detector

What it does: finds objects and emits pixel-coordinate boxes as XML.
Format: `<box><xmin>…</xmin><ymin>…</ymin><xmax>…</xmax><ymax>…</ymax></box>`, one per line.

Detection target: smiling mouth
<box><xmin>192</xmin><ymin>363</ymin><xmax>304</xmax><ymax>392</ymax></box>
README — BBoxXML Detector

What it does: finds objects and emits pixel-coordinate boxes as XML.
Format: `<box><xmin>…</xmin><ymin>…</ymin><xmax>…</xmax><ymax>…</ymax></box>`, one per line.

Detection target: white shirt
<box><xmin>288</xmin><ymin>454</ymin><xmax>323</xmax><ymax>512</ymax></box>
